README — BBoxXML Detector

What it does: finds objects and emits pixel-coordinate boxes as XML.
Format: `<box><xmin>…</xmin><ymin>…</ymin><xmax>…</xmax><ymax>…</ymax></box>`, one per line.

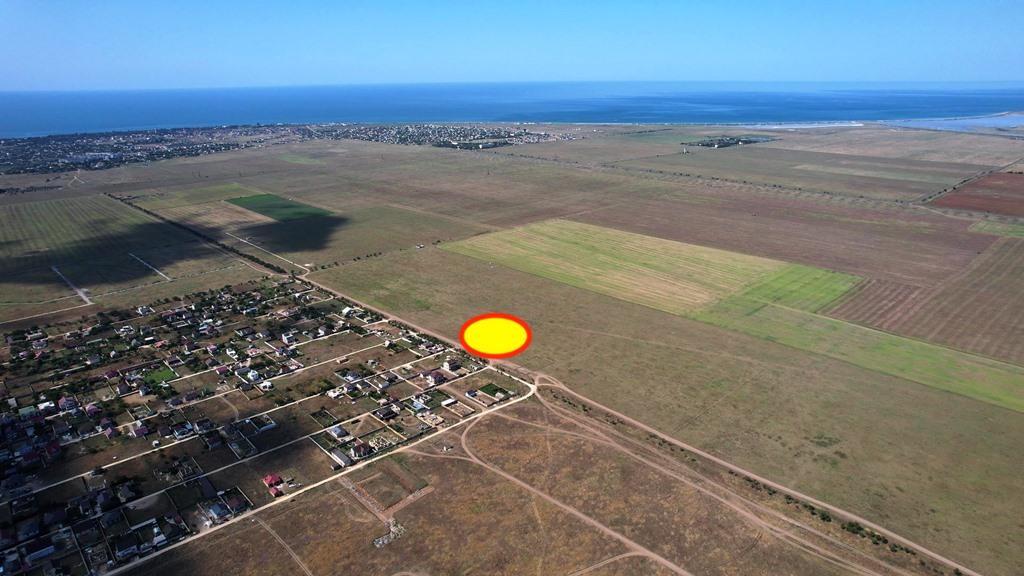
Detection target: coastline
<box><xmin>3</xmin><ymin>83</ymin><xmax>1024</xmax><ymax>138</ymax></box>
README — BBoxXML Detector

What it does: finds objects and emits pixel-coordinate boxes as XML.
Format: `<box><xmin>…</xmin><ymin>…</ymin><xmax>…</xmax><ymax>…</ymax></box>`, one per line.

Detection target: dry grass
<box><xmin>312</xmin><ymin>246</ymin><xmax>1024</xmax><ymax>575</ymax></box>
<box><xmin>760</xmin><ymin>126</ymin><xmax>1024</xmax><ymax>165</ymax></box>
<box><xmin>614</xmin><ymin>145</ymin><xmax>984</xmax><ymax>201</ymax></box>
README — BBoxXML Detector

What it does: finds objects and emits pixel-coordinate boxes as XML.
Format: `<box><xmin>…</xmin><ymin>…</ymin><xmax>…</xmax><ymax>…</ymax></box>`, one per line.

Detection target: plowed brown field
<box><xmin>571</xmin><ymin>192</ymin><xmax>995</xmax><ymax>286</ymax></box>
<box><xmin>932</xmin><ymin>173</ymin><xmax>1024</xmax><ymax>216</ymax></box>
<box><xmin>829</xmin><ymin>238</ymin><xmax>1024</xmax><ymax>365</ymax></box>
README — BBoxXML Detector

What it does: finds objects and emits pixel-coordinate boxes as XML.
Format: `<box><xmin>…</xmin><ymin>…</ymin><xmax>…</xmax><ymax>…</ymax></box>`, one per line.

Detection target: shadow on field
<box><xmin>0</xmin><ymin>214</ymin><xmax>350</xmax><ymax>291</ymax></box>
<box><xmin>233</xmin><ymin>214</ymin><xmax>349</xmax><ymax>255</ymax></box>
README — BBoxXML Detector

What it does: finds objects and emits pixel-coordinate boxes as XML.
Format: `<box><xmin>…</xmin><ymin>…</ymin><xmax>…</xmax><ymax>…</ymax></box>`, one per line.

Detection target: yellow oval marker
<box><xmin>459</xmin><ymin>313</ymin><xmax>532</xmax><ymax>359</ymax></box>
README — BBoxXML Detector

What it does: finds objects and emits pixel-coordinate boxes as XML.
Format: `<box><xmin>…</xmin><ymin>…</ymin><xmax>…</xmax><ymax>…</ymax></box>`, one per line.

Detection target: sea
<box><xmin>2</xmin><ymin>82</ymin><xmax>1024</xmax><ymax>138</ymax></box>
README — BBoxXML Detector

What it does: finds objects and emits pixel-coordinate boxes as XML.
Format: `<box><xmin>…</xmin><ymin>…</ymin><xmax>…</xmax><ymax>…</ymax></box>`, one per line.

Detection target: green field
<box><xmin>444</xmin><ymin>219</ymin><xmax>783</xmax><ymax>314</ymax></box>
<box><xmin>144</xmin><ymin>366</ymin><xmax>178</xmax><ymax>385</ymax></box>
<box><xmin>970</xmin><ymin>220</ymin><xmax>1024</xmax><ymax>238</ymax></box>
<box><xmin>737</xmin><ymin>264</ymin><xmax>862</xmax><ymax>312</ymax></box>
<box><xmin>693</xmin><ymin>286</ymin><xmax>1024</xmax><ymax>413</ymax></box>
<box><xmin>227</xmin><ymin>194</ymin><xmax>332</xmax><ymax>221</ymax></box>
<box><xmin>445</xmin><ymin>220</ymin><xmax>1024</xmax><ymax>411</ymax></box>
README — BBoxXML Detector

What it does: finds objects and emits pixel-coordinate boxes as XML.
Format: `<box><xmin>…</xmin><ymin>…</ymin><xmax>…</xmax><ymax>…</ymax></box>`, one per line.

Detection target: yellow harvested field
<box><xmin>444</xmin><ymin>219</ymin><xmax>783</xmax><ymax>314</ymax></box>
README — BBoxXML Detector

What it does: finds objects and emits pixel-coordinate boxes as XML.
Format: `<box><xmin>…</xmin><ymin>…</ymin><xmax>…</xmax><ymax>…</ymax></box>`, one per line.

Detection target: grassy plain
<box><xmin>449</xmin><ymin>222</ymin><xmax>1023</xmax><ymax>411</ymax></box>
<box><xmin>693</xmin><ymin>288</ymin><xmax>1024</xmax><ymax>412</ymax></box>
<box><xmin>278</xmin><ymin>153</ymin><xmax>324</xmax><ymax>165</ymax></box>
<box><xmin>445</xmin><ymin>219</ymin><xmax>783</xmax><ymax>314</ymax></box>
<box><xmin>5</xmin><ymin>129</ymin><xmax>1024</xmax><ymax>574</ymax></box>
<box><xmin>736</xmin><ymin>264</ymin><xmax>862</xmax><ymax>312</ymax></box>
<box><xmin>311</xmin><ymin>246</ymin><xmax>1024</xmax><ymax>575</ymax></box>
<box><xmin>131</xmin><ymin>182</ymin><xmax>263</xmax><ymax>210</ymax></box>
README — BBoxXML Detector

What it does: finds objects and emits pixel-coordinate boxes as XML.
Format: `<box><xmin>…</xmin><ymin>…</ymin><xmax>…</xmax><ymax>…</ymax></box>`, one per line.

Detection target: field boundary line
<box><xmin>0</xmin><ymin>302</ymin><xmax>94</xmax><ymax>326</ymax></box>
<box><xmin>50</xmin><ymin>265</ymin><xmax>92</xmax><ymax>304</ymax></box>
<box><xmin>128</xmin><ymin>252</ymin><xmax>172</xmax><ymax>280</ymax></box>
<box><xmin>223</xmin><ymin>231</ymin><xmax>309</xmax><ymax>273</ymax></box>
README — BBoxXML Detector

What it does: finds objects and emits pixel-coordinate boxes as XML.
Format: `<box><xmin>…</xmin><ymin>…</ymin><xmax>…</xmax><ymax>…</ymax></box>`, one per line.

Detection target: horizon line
<box><xmin>5</xmin><ymin>79</ymin><xmax>1024</xmax><ymax>95</ymax></box>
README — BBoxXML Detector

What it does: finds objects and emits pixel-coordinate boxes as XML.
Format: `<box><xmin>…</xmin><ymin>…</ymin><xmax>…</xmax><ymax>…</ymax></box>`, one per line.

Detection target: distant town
<box><xmin>0</xmin><ymin>124</ymin><xmax>579</xmax><ymax>177</ymax></box>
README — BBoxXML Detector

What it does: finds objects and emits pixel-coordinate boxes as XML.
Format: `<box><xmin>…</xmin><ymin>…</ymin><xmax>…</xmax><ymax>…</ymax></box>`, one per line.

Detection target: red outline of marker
<box><xmin>459</xmin><ymin>313</ymin><xmax>532</xmax><ymax>359</ymax></box>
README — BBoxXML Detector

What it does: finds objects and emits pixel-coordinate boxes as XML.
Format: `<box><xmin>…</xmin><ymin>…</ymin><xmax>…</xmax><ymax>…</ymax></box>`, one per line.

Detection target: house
<box><xmin>329</xmin><ymin>448</ymin><xmax>353</xmax><ymax>468</ymax></box>
<box><xmin>131</xmin><ymin>425</ymin><xmax>149</xmax><ymax>438</ymax></box>
<box><xmin>442</xmin><ymin>359</ymin><xmax>461</xmax><ymax>372</ymax></box>
<box><xmin>203</xmin><ymin>502</ymin><xmax>231</xmax><ymax>524</ymax></box>
<box><xmin>374</xmin><ymin>404</ymin><xmax>401</xmax><ymax>421</ymax></box>
<box><xmin>193</xmin><ymin>418</ymin><xmax>215</xmax><ymax>433</ymax></box>
<box><xmin>262</xmin><ymin>473</ymin><xmax>283</xmax><ymax>487</ymax></box>
<box><xmin>114</xmin><ymin>482</ymin><xmax>138</xmax><ymax>503</ymax></box>
<box><xmin>327</xmin><ymin>425</ymin><xmax>350</xmax><ymax>441</ymax></box>
<box><xmin>268</xmin><ymin>486</ymin><xmax>284</xmax><ymax>498</ymax></box>
<box><xmin>349</xmin><ymin>441</ymin><xmax>372</xmax><ymax>460</ymax></box>
<box><xmin>425</xmin><ymin>370</ymin><xmax>447</xmax><ymax>387</ymax></box>
<box><xmin>171</xmin><ymin>422</ymin><xmax>194</xmax><ymax>440</ymax></box>
<box><xmin>281</xmin><ymin>332</ymin><xmax>298</xmax><ymax>345</ymax></box>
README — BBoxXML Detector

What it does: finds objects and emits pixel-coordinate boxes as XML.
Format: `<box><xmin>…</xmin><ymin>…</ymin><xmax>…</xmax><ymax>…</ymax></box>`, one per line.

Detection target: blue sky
<box><xmin>2</xmin><ymin>0</ymin><xmax>1022</xmax><ymax>91</ymax></box>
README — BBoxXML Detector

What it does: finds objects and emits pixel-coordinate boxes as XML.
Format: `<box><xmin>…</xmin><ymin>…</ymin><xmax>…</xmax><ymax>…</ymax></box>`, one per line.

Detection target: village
<box><xmin>0</xmin><ymin>278</ymin><xmax>526</xmax><ymax>575</ymax></box>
